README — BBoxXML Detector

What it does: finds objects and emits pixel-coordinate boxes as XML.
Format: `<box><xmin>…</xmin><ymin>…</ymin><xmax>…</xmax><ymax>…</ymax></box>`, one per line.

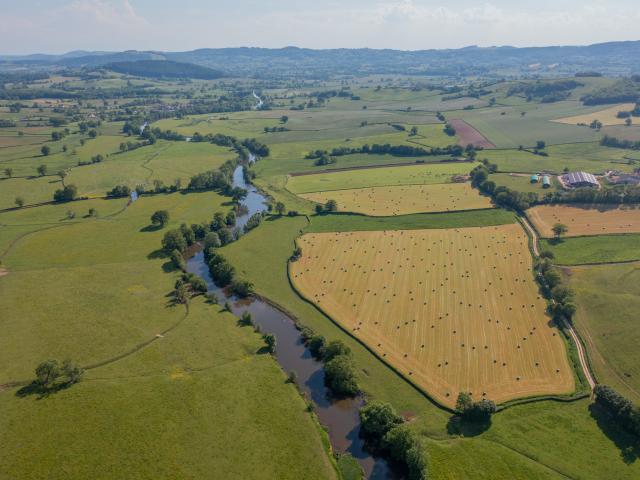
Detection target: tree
<box><xmin>552</xmin><ymin>223</ymin><xmax>568</xmax><ymax>240</ymax></box>
<box><xmin>15</xmin><ymin>197</ymin><xmax>24</xmax><ymax>208</ymax></box>
<box><xmin>308</xmin><ymin>334</ymin><xmax>326</xmax><ymax>358</ymax></box>
<box><xmin>61</xmin><ymin>360</ymin><xmax>84</xmax><ymax>384</ymax></box>
<box><xmin>382</xmin><ymin>426</ymin><xmax>415</xmax><ymax>463</ymax></box>
<box><xmin>275</xmin><ymin>201</ymin><xmax>286</xmax><ymax>216</ymax></box>
<box><xmin>359</xmin><ymin>401</ymin><xmax>403</xmax><ymax>441</ymax></box>
<box><xmin>53</xmin><ymin>184</ymin><xmax>78</xmax><ymax>202</ymax></box>
<box><xmin>231</xmin><ymin>279</ymin><xmax>254</xmax><ymax>297</ymax></box>
<box><xmin>324</xmin><ymin>354</ymin><xmax>359</xmax><ymax>396</ymax></box>
<box><xmin>280</xmin><ymin>115</ymin><xmax>289</xmax><ymax>124</ymax></box>
<box><xmin>325</xmin><ymin>199</ymin><xmax>338</xmax><ymax>212</ymax></box>
<box><xmin>263</xmin><ymin>333</ymin><xmax>276</xmax><ymax>354</ymax></box>
<box><xmin>151</xmin><ymin>210</ymin><xmax>169</xmax><ymax>228</ymax></box>
<box><xmin>162</xmin><ymin>229</ymin><xmax>187</xmax><ymax>252</ymax></box>
<box><xmin>4</xmin><ymin>167</ymin><xmax>13</xmax><ymax>178</ymax></box>
<box><xmin>321</xmin><ymin>340</ymin><xmax>351</xmax><ymax>362</ymax></box>
<box><xmin>88</xmin><ymin>129</ymin><xmax>98</xmax><ymax>138</ymax></box>
<box><xmin>35</xmin><ymin>360</ymin><xmax>61</xmax><ymax>388</ymax></box>
<box><xmin>456</xmin><ymin>392</ymin><xmax>496</xmax><ymax>421</ymax></box>
<box><xmin>204</xmin><ymin>232</ymin><xmax>221</xmax><ymax>249</ymax></box>
<box><xmin>37</xmin><ymin>164</ymin><xmax>47</xmax><ymax>176</ymax></box>
<box><xmin>41</xmin><ymin>145</ymin><xmax>50</xmax><ymax>156</ymax></box>
<box><xmin>536</xmin><ymin>140</ymin><xmax>546</xmax><ymax>150</ymax></box>
<box><xmin>409</xmin><ymin>126</ymin><xmax>418</xmax><ymax>136</ymax></box>
<box><xmin>626</xmin><ymin>117</ymin><xmax>633</xmax><ymax>126</ymax></box>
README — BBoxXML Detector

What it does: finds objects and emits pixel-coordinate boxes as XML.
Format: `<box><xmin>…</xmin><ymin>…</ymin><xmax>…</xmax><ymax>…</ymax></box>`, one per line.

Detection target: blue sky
<box><xmin>1</xmin><ymin>0</ymin><xmax>639</xmax><ymax>54</ymax></box>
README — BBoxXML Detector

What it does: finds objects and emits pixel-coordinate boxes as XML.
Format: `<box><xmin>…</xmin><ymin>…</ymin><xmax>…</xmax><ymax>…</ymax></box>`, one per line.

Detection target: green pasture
<box><xmin>456</xmin><ymin>101</ymin><xmax>604</xmax><ymax>148</ymax></box>
<box><xmin>286</xmin><ymin>162</ymin><xmax>476</xmax><ymax>194</ymax></box>
<box><xmin>491</xmin><ymin>173</ymin><xmax>561</xmax><ymax>194</ymax></box>
<box><xmin>0</xmin><ymin>190</ymin><xmax>336</xmax><ymax>479</ymax></box>
<box><xmin>541</xmin><ymin>234</ymin><xmax>640</xmax><ymax>265</ymax></box>
<box><xmin>569</xmin><ymin>262</ymin><xmax>640</xmax><ymax>402</ymax></box>
<box><xmin>304</xmin><ymin>209</ymin><xmax>513</xmax><ymax>232</ymax></box>
<box><xmin>483</xmin><ymin>143</ymin><xmax>638</xmax><ymax>174</ymax></box>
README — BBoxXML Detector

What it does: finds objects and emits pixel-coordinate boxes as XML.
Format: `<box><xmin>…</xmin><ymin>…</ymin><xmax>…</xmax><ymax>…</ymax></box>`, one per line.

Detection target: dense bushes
<box><xmin>359</xmin><ymin>401</ymin><xmax>428</xmax><ymax>479</ymax></box>
<box><xmin>594</xmin><ymin>385</ymin><xmax>640</xmax><ymax>439</ymax></box>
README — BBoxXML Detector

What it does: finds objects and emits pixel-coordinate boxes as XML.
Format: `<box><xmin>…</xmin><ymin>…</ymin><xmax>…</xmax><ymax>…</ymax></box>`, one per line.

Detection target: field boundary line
<box><xmin>519</xmin><ymin>214</ymin><xmax>596</xmax><ymax>391</ymax></box>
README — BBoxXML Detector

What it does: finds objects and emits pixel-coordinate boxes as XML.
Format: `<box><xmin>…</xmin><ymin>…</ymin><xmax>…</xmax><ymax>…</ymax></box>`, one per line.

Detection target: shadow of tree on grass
<box><xmin>589</xmin><ymin>403</ymin><xmax>640</xmax><ymax>464</ymax></box>
<box><xmin>446</xmin><ymin>414</ymin><xmax>492</xmax><ymax>437</ymax></box>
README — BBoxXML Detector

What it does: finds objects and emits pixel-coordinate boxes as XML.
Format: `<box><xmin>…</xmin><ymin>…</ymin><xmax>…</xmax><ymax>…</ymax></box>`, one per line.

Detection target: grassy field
<box><xmin>492</xmin><ymin>173</ymin><xmax>561</xmax><ymax>194</ymax></box>
<box><xmin>553</xmin><ymin>103</ymin><xmax>637</xmax><ymax>126</ymax></box>
<box><xmin>290</xmin><ymin>224</ymin><xmax>574</xmax><ymax>407</ymax></box>
<box><xmin>568</xmin><ymin>262</ymin><xmax>640</xmax><ymax>402</ymax></box>
<box><xmin>223</xmin><ymin>216</ymin><xmax>640</xmax><ymax>480</ymax></box>
<box><xmin>0</xmin><ymin>191</ymin><xmax>336</xmax><ymax>479</ymax></box>
<box><xmin>483</xmin><ymin>143</ymin><xmax>639</xmax><ymax>175</ymax></box>
<box><xmin>528</xmin><ymin>204</ymin><xmax>640</xmax><ymax>238</ymax></box>
<box><xmin>300</xmin><ymin>183</ymin><xmax>493</xmax><ymax>216</ymax></box>
<box><xmin>286</xmin><ymin>162</ymin><xmax>476</xmax><ymax>194</ymax></box>
<box><xmin>307</xmin><ymin>209</ymin><xmax>516</xmax><ymax>232</ymax></box>
<box><xmin>0</xmin><ymin>141</ymin><xmax>236</xmax><ymax>209</ymax></box>
<box><xmin>541</xmin><ymin>234</ymin><xmax>640</xmax><ymax>265</ymax></box>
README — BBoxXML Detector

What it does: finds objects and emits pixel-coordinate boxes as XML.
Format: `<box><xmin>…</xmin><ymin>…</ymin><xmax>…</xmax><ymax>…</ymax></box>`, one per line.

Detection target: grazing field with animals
<box><xmin>290</xmin><ymin>224</ymin><xmax>575</xmax><ymax>407</ymax></box>
<box><xmin>299</xmin><ymin>183</ymin><xmax>493</xmax><ymax>216</ymax></box>
<box><xmin>528</xmin><ymin>204</ymin><xmax>640</xmax><ymax>238</ymax></box>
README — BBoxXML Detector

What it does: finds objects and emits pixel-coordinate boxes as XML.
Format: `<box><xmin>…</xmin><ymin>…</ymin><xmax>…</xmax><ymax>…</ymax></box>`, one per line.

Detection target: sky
<box><xmin>0</xmin><ymin>0</ymin><xmax>639</xmax><ymax>55</ymax></box>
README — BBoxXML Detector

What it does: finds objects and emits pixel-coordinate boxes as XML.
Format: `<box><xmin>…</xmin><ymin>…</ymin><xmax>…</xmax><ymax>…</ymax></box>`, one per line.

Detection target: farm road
<box><xmin>520</xmin><ymin>215</ymin><xmax>596</xmax><ymax>391</ymax></box>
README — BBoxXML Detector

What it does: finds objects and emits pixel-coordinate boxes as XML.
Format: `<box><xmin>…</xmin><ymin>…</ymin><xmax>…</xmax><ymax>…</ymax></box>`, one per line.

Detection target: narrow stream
<box><xmin>186</xmin><ymin>159</ymin><xmax>396</xmax><ymax>479</ymax></box>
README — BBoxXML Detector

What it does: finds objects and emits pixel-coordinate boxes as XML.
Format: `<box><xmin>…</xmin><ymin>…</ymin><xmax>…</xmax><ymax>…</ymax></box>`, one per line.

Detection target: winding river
<box><xmin>186</xmin><ymin>159</ymin><xmax>396</xmax><ymax>479</ymax></box>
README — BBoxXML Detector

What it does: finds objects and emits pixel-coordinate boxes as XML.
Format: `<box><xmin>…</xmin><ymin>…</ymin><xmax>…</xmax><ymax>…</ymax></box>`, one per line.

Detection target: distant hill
<box><xmin>1</xmin><ymin>41</ymin><xmax>639</xmax><ymax>78</ymax></box>
<box><xmin>105</xmin><ymin>60</ymin><xmax>224</xmax><ymax>80</ymax></box>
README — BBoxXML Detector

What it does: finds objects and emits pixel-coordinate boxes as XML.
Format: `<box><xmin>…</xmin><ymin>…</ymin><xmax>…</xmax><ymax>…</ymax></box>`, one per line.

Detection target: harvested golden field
<box><xmin>528</xmin><ymin>204</ymin><xmax>640</xmax><ymax>238</ymax></box>
<box><xmin>299</xmin><ymin>183</ymin><xmax>493</xmax><ymax>216</ymax></box>
<box><xmin>290</xmin><ymin>224</ymin><xmax>574</xmax><ymax>407</ymax></box>
<box><xmin>552</xmin><ymin>103</ymin><xmax>636</xmax><ymax>126</ymax></box>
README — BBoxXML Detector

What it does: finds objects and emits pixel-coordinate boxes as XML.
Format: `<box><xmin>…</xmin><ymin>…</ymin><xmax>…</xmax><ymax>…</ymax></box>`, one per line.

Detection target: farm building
<box><xmin>530</xmin><ymin>174</ymin><xmax>539</xmax><ymax>183</ymax></box>
<box><xmin>561</xmin><ymin>171</ymin><xmax>599</xmax><ymax>188</ymax></box>
<box><xmin>542</xmin><ymin>175</ymin><xmax>551</xmax><ymax>188</ymax></box>
<box><xmin>611</xmin><ymin>173</ymin><xmax>640</xmax><ymax>185</ymax></box>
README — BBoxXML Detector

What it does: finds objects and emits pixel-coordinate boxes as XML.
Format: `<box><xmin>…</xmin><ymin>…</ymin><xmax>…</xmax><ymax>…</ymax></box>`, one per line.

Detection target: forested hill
<box><xmin>1</xmin><ymin>41</ymin><xmax>639</xmax><ymax>78</ymax></box>
<box><xmin>106</xmin><ymin>60</ymin><xmax>223</xmax><ymax>80</ymax></box>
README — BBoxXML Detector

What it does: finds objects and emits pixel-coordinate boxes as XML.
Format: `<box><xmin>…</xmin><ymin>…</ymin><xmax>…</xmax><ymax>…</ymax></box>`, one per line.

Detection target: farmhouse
<box><xmin>561</xmin><ymin>171</ymin><xmax>599</xmax><ymax>188</ymax></box>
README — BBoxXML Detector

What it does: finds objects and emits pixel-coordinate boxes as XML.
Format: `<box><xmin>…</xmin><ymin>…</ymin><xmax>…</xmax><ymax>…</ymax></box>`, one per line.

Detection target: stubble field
<box><xmin>528</xmin><ymin>204</ymin><xmax>640</xmax><ymax>238</ymax></box>
<box><xmin>552</xmin><ymin>103</ymin><xmax>636</xmax><ymax>126</ymax></box>
<box><xmin>299</xmin><ymin>183</ymin><xmax>493</xmax><ymax>216</ymax></box>
<box><xmin>290</xmin><ymin>224</ymin><xmax>574</xmax><ymax>407</ymax></box>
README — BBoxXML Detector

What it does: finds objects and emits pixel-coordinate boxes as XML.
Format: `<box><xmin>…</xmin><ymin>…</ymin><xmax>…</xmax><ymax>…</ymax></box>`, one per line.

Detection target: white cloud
<box><xmin>0</xmin><ymin>0</ymin><xmax>638</xmax><ymax>53</ymax></box>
